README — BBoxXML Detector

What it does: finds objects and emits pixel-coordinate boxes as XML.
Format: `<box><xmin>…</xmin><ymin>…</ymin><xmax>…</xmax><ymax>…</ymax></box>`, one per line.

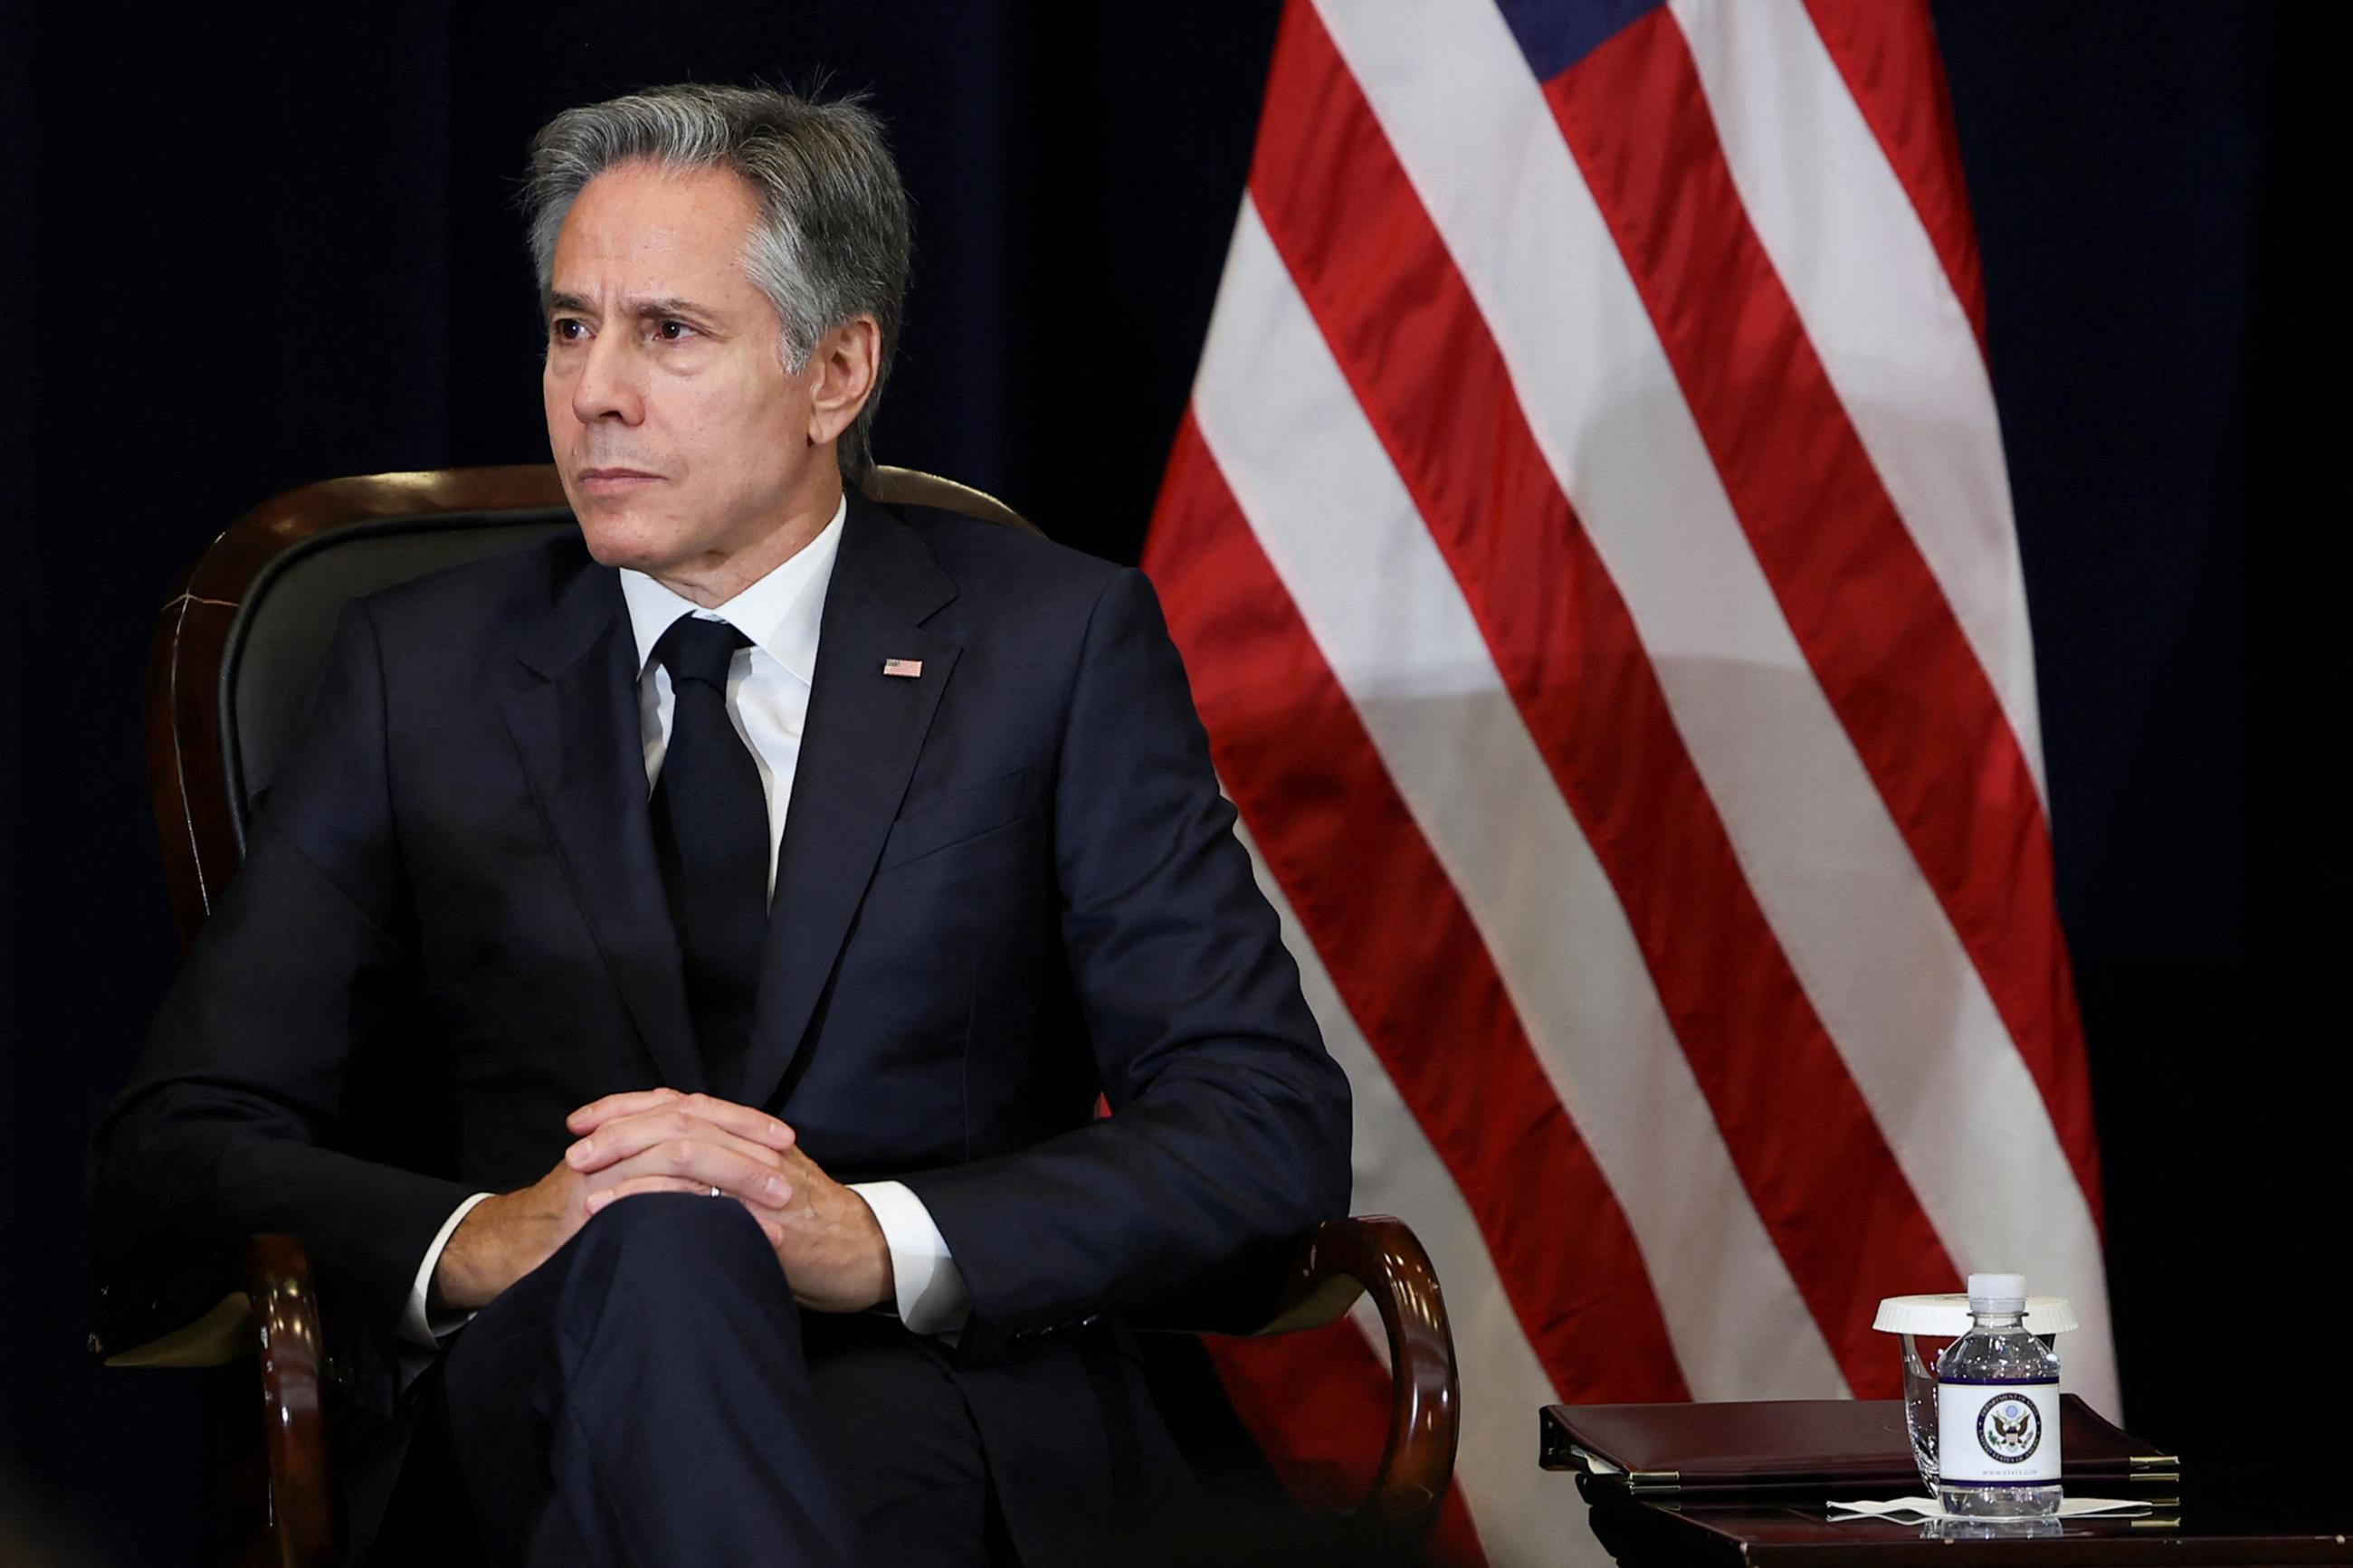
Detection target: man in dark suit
<box><xmin>90</xmin><ymin>83</ymin><xmax>1350</xmax><ymax>1567</ymax></box>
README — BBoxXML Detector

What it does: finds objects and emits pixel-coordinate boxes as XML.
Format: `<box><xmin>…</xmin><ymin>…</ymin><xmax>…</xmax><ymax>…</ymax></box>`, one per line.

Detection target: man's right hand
<box><xmin>431</xmin><ymin>1089</ymin><xmax>799</xmax><ymax>1312</ymax></box>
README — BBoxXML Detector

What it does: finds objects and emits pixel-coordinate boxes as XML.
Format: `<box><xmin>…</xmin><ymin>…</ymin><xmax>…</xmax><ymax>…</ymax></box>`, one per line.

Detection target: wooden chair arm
<box><xmin>1249</xmin><ymin>1215</ymin><xmax>1460</xmax><ymax>1537</ymax></box>
<box><xmin>90</xmin><ymin>1236</ymin><xmax>335</xmax><ymax>1568</ymax></box>
<box><xmin>245</xmin><ymin>1235</ymin><xmax>334</xmax><ymax>1567</ymax></box>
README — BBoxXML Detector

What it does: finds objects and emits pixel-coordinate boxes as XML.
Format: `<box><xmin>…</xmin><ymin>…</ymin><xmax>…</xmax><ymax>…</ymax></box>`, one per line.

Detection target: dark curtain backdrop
<box><xmin>2</xmin><ymin>3</ymin><xmax>2339</xmax><ymax>1561</ymax></box>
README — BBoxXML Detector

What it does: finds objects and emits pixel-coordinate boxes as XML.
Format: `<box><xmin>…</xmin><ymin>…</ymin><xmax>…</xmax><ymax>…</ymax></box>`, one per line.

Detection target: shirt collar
<box><xmin>617</xmin><ymin>495</ymin><xmax>847</xmax><ymax>687</ymax></box>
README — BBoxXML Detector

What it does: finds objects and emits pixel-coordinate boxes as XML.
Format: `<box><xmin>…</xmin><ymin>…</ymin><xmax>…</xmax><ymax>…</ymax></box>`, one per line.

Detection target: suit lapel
<box><xmin>501</xmin><ymin>559</ymin><xmax>705</xmax><ymax>1094</ymax></box>
<box><xmin>742</xmin><ymin>495</ymin><xmax>961</xmax><ymax>1109</ymax></box>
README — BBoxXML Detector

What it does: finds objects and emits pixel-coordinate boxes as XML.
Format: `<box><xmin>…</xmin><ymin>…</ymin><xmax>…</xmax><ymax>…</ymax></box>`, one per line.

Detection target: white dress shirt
<box><xmin>403</xmin><ymin>496</ymin><xmax>970</xmax><ymax>1344</ymax></box>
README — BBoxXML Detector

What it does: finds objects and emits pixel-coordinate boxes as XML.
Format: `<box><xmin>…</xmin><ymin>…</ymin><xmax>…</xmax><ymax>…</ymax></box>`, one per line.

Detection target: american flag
<box><xmin>1139</xmin><ymin>2</ymin><xmax>2115</xmax><ymax>1562</ymax></box>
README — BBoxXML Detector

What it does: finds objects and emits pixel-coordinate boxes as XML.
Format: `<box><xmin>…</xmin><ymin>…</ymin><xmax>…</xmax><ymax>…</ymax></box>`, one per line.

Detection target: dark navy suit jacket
<box><xmin>91</xmin><ymin>493</ymin><xmax>1353</xmax><ymax>1563</ymax></box>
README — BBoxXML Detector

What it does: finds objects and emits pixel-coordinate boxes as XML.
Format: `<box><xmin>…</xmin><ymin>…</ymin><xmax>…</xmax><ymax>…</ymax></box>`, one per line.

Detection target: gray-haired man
<box><xmin>93</xmin><ymin>82</ymin><xmax>1350</xmax><ymax>1567</ymax></box>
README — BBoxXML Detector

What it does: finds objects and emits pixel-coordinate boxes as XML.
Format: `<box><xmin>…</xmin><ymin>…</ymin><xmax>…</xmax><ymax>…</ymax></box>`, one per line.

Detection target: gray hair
<box><xmin>523</xmin><ymin>83</ymin><xmax>911</xmax><ymax>483</ymax></box>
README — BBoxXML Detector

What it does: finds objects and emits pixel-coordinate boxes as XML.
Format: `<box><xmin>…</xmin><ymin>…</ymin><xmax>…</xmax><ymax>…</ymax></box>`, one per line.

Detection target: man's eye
<box><xmin>550</xmin><ymin>318</ymin><xmax>586</xmax><ymax>343</ymax></box>
<box><xmin>656</xmin><ymin>319</ymin><xmax>695</xmax><ymax>341</ymax></box>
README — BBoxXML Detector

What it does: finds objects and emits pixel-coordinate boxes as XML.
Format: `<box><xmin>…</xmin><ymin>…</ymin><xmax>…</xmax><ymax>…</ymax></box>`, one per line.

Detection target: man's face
<box><xmin>543</xmin><ymin>160</ymin><xmax>828</xmax><ymax>584</ymax></box>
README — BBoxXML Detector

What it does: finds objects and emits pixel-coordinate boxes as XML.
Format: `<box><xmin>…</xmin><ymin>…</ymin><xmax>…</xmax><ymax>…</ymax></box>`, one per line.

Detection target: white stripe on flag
<box><xmin>1231</xmin><ymin>818</ymin><xmax>1605</xmax><ymax>1568</ymax></box>
<box><xmin>1308</xmin><ymin>0</ymin><xmax>2118</xmax><ymax>1411</ymax></box>
<box><xmin>1194</xmin><ymin>197</ymin><xmax>1849</xmax><ymax>1403</ymax></box>
<box><xmin>1669</xmin><ymin>0</ymin><xmax>2047</xmax><ymax>802</ymax></box>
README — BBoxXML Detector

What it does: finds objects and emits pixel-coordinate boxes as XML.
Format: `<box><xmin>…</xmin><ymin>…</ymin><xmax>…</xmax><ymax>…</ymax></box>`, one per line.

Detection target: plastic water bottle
<box><xmin>1935</xmin><ymin>1273</ymin><xmax>2062</xmax><ymax>1517</ymax></box>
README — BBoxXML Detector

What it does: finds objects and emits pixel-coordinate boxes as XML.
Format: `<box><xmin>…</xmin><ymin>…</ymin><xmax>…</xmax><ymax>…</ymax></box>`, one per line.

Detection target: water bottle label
<box><xmin>1936</xmin><ymin>1379</ymin><xmax>2060</xmax><ymax>1485</ymax></box>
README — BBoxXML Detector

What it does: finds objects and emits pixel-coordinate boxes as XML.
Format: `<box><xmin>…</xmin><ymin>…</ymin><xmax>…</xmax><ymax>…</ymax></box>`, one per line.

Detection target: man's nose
<box><xmin>570</xmin><ymin>332</ymin><xmax>643</xmax><ymax>425</ymax></box>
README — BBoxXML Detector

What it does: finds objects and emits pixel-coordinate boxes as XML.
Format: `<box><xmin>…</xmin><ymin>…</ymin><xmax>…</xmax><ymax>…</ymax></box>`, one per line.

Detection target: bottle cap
<box><xmin>1966</xmin><ymin>1272</ymin><xmax>2027</xmax><ymax>1312</ymax></box>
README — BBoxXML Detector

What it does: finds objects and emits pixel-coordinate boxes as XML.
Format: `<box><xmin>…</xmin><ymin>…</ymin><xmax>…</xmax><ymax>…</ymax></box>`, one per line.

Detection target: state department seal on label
<box><xmin>1975</xmin><ymin>1392</ymin><xmax>2043</xmax><ymax>1465</ymax></box>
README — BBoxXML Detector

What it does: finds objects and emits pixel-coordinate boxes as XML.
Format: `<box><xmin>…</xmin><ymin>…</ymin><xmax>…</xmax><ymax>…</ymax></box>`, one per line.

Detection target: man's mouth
<box><xmin>578</xmin><ymin>467</ymin><xmax>663</xmax><ymax>495</ymax></box>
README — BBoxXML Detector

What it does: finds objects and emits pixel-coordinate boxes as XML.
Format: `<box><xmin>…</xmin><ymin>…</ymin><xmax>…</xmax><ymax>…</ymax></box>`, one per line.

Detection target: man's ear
<box><xmin>805</xmin><ymin>317</ymin><xmax>880</xmax><ymax>448</ymax></box>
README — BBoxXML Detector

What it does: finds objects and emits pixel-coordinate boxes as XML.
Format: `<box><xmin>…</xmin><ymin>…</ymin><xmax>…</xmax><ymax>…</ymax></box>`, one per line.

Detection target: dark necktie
<box><xmin>648</xmin><ymin>616</ymin><xmax>768</xmax><ymax>1097</ymax></box>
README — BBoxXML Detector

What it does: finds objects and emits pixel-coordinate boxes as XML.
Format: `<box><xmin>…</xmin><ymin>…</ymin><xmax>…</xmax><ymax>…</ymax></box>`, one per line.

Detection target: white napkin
<box><xmin>1830</xmin><ymin>1496</ymin><xmax>2150</xmax><ymax>1520</ymax></box>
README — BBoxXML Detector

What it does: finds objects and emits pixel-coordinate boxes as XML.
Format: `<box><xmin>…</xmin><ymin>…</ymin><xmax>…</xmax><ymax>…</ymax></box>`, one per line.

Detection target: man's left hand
<box><xmin>567</xmin><ymin>1088</ymin><xmax>894</xmax><ymax>1314</ymax></box>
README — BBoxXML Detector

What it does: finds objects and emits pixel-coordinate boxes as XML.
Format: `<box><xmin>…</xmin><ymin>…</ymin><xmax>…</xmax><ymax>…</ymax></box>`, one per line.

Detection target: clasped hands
<box><xmin>433</xmin><ymin>1088</ymin><xmax>891</xmax><ymax>1316</ymax></box>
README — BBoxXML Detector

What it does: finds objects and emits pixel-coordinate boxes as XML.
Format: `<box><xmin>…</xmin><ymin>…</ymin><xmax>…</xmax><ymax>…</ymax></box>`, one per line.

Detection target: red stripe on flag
<box><xmin>1147</xmin><ymin>413</ymin><xmax>1690</xmax><ymax>1403</ymax></box>
<box><xmin>1546</xmin><ymin>10</ymin><xmax>2103</xmax><ymax>1220</ymax></box>
<box><xmin>1801</xmin><ymin>0</ymin><xmax>1989</xmax><ymax>353</ymax></box>
<box><xmin>1244</xmin><ymin>1</ymin><xmax>1956</xmax><ymax>1392</ymax></box>
<box><xmin>1205</xmin><ymin>1325</ymin><xmax>1489</xmax><ymax>1568</ymax></box>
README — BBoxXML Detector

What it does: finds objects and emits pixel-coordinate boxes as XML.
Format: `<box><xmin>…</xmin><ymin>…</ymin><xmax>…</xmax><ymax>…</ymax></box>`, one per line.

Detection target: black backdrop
<box><xmin>3</xmin><ymin>3</ymin><xmax>2341</xmax><ymax>1561</ymax></box>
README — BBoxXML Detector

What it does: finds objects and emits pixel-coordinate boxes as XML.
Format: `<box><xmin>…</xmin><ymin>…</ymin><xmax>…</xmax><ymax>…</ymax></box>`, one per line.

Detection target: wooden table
<box><xmin>1583</xmin><ymin>1495</ymin><xmax>2353</xmax><ymax>1566</ymax></box>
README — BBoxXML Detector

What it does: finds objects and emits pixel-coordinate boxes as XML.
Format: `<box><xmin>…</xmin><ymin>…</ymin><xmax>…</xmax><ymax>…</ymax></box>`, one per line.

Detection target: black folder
<box><xmin>1540</xmin><ymin>1396</ymin><xmax>2179</xmax><ymax>1502</ymax></box>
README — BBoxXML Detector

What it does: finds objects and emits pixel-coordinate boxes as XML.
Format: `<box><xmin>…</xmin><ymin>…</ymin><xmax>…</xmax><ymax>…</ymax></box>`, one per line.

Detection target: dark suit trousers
<box><xmin>401</xmin><ymin>1193</ymin><xmax>1001</xmax><ymax>1567</ymax></box>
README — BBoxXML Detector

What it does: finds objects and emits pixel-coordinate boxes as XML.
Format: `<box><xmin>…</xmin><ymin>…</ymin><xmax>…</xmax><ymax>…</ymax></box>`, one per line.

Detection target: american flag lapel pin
<box><xmin>881</xmin><ymin>657</ymin><xmax>924</xmax><ymax>679</ymax></box>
